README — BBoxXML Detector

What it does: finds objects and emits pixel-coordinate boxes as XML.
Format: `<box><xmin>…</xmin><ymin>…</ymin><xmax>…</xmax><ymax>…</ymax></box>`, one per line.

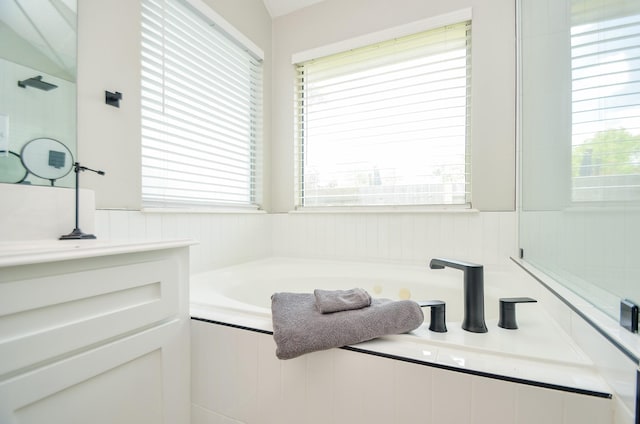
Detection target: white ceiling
<box><xmin>262</xmin><ymin>0</ymin><xmax>326</xmax><ymax>18</ymax></box>
<box><xmin>0</xmin><ymin>0</ymin><xmax>76</xmax><ymax>79</ymax></box>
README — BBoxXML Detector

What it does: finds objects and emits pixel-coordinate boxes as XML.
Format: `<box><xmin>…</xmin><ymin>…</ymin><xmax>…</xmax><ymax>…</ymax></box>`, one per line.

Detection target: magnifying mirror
<box><xmin>20</xmin><ymin>138</ymin><xmax>74</xmax><ymax>186</ymax></box>
<box><xmin>0</xmin><ymin>150</ymin><xmax>28</xmax><ymax>184</ymax></box>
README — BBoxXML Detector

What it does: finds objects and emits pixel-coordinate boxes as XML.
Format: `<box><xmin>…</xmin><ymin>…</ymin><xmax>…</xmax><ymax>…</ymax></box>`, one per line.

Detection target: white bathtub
<box><xmin>190</xmin><ymin>257</ymin><xmax>611</xmax><ymax>397</ymax></box>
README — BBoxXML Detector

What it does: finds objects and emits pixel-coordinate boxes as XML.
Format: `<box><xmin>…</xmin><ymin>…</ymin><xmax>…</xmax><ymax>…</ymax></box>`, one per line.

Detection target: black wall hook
<box><xmin>105</xmin><ymin>90</ymin><xmax>123</xmax><ymax>108</ymax></box>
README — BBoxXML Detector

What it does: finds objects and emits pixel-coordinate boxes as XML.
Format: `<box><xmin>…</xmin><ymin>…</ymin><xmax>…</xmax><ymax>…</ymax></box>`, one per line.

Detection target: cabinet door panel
<box><xmin>0</xmin><ymin>259</ymin><xmax>179</xmax><ymax>376</ymax></box>
<box><xmin>15</xmin><ymin>351</ymin><xmax>163</xmax><ymax>424</ymax></box>
<box><xmin>0</xmin><ymin>319</ymin><xmax>183</xmax><ymax>424</ymax></box>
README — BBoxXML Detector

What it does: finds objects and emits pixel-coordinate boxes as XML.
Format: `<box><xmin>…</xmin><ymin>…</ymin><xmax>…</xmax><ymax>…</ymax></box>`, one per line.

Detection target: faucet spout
<box><xmin>429</xmin><ymin>258</ymin><xmax>488</xmax><ymax>333</ymax></box>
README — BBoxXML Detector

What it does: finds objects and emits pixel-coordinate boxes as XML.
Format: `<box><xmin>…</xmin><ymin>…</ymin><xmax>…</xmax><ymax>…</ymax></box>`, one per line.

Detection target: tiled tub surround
<box><xmin>93</xmin><ymin>210</ymin><xmax>517</xmax><ymax>273</ymax></box>
<box><xmin>192</xmin><ymin>321</ymin><xmax>611</xmax><ymax>424</ymax></box>
<box><xmin>271</xmin><ymin>211</ymin><xmax>517</xmax><ymax>268</ymax></box>
<box><xmin>190</xmin><ymin>258</ymin><xmax>614</xmax><ymax>424</ymax></box>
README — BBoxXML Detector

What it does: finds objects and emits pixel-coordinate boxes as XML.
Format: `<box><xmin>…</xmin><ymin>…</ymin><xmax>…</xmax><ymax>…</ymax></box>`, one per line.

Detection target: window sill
<box><xmin>289</xmin><ymin>205</ymin><xmax>478</xmax><ymax>214</ymax></box>
<box><xmin>141</xmin><ymin>207</ymin><xmax>266</xmax><ymax>215</ymax></box>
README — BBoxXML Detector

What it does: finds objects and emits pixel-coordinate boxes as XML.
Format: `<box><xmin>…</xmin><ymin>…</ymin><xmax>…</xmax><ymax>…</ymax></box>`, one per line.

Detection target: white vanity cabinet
<box><xmin>0</xmin><ymin>241</ymin><xmax>191</xmax><ymax>424</ymax></box>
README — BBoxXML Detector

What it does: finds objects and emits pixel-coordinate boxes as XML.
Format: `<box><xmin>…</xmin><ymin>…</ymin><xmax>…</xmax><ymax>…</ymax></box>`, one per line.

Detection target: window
<box><xmin>571</xmin><ymin>2</ymin><xmax>640</xmax><ymax>202</ymax></box>
<box><xmin>294</xmin><ymin>20</ymin><xmax>472</xmax><ymax>208</ymax></box>
<box><xmin>141</xmin><ymin>0</ymin><xmax>263</xmax><ymax>209</ymax></box>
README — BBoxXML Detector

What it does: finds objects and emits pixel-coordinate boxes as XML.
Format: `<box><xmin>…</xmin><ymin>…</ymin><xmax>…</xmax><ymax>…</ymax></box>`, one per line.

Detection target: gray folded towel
<box><xmin>314</xmin><ymin>288</ymin><xmax>372</xmax><ymax>313</ymax></box>
<box><xmin>271</xmin><ymin>292</ymin><xmax>424</xmax><ymax>360</ymax></box>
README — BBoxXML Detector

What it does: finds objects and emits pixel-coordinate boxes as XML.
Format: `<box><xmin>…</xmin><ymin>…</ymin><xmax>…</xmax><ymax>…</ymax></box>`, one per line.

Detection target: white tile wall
<box><xmin>521</xmin><ymin>210</ymin><xmax>640</xmax><ymax>317</ymax></box>
<box><xmin>94</xmin><ymin>210</ymin><xmax>272</xmax><ymax>273</ymax></box>
<box><xmin>90</xmin><ymin>210</ymin><xmax>516</xmax><ymax>273</ymax></box>
<box><xmin>191</xmin><ymin>319</ymin><xmax>613</xmax><ymax>424</ymax></box>
<box><xmin>271</xmin><ymin>211</ymin><xmax>518</xmax><ymax>267</ymax></box>
<box><xmin>472</xmin><ymin>376</ymin><xmax>517</xmax><ymax>424</ymax></box>
<box><xmin>432</xmin><ymin>367</ymin><xmax>473</xmax><ymax>423</ymax></box>
<box><xmin>515</xmin><ymin>384</ymin><xmax>564</xmax><ymax>424</ymax></box>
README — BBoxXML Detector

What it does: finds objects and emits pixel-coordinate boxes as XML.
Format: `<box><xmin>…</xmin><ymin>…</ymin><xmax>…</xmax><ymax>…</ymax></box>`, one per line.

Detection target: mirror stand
<box><xmin>60</xmin><ymin>162</ymin><xmax>105</xmax><ymax>240</ymax></box>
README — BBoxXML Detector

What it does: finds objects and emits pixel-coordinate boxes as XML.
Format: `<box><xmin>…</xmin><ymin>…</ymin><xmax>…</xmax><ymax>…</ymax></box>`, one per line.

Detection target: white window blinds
<box><xmin>571</xmin><ymin>1</ymin><xmax>640</xmax><ymax>202</ymax></box>
<box><xmin>141</xmin><ymin>0</ymin><xmax>263</xmax><ymax>209</ymax></box>
<box><xmin>295</xmin><ymin>21</ymin><xmax>472</xmax><ymax>208</ymax></box>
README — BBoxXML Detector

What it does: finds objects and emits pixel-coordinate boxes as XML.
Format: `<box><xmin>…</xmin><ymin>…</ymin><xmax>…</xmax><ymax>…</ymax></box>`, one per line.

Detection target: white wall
<box><xmin>0</xmin><ymin>184</ymin><xmax>94</xmax><ymax>241</ymax></box>
<box><xmin>76</xmin><ymin>0</ymin><xmax>141</xmax><ymax>209</ymax></box>
<box><xmin>76</xmin><ymin>0</ymin><xmax>272</xmax><ymax>210</ymax></box>
<box><xmin>271</xmin><ymin>0</ymin><xmax>516</xmax><ymax>212</ymax></box>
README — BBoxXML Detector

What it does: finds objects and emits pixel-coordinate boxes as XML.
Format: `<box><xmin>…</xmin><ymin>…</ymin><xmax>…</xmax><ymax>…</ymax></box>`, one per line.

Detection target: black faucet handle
<box><xmin>418</xmin><ymin>300</ymin><xmax>447</xmax><ymax>333</ymax></box>
<box><xmin>498</xmin><ymin>297</ymin><xmax>537</xmax><ymax>329</ymax></box>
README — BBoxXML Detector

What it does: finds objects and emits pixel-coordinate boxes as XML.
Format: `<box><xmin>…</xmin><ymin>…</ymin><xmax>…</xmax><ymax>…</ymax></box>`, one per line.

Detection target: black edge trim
<box><xmin>637</xmin><ymin>370</ymin><xmax>640</xmax><ymax>424</ymax></box>
<box><xmin>191</xmin><ymin>317</ymin><xmax>273</xmax><ymax>335</ymax></box>
<box><xmin>191</xmin><ymin>317</ymin><xmax>612</xmax><ymax>399</ymax></box>
<box><xmin>511</xmin><ymin>257</ymin><xmax>640</xmax><ymax>365</ymax></box>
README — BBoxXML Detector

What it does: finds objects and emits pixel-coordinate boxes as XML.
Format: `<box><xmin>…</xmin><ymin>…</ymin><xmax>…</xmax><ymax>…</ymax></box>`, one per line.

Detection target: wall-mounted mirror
<box><xmin>0</xmin><ymin>150</ymin><xmax>28</xmax><ymax>183</ymax></box>
<box><xmin>0</xmin><ymin>0</ymin><xmax>77</xmax><ymax>188</ymax></box>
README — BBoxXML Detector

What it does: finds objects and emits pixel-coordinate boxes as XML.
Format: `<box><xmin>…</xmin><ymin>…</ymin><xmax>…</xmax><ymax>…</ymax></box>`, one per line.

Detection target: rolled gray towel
<box><xmin>271</xmin><ymin>292</ymin><xmax>424</xmax><ymax>360</ymax></box>
<box><xmin>314</xmin><ymin>288</ymin><xmax>372</xmax><ymax>313</ymax></box>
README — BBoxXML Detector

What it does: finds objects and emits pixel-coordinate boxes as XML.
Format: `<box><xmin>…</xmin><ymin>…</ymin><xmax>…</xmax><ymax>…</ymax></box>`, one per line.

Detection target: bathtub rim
<box><xmin>190</xmin><ymin>256</ymin><xmax>613</xmax><ymax>399</ymax></box>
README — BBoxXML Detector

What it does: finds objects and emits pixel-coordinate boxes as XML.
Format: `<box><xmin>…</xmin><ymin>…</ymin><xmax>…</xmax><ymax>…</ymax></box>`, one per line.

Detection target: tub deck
<box><xmin>190</xmin><ymin>257</ymin><xmax>612</xmax><ymax>398</ymax></box>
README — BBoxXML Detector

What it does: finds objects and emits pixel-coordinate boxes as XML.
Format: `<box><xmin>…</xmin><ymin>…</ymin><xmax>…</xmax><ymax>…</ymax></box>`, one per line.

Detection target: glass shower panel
<box><xmin>519</xmin><ymin>0</ymin><xmax>640</xmax><ymax>320</ymax></box>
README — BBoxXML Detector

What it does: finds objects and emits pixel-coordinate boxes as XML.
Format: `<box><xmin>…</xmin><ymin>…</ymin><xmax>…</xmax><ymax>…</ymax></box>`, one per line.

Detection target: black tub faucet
<box><xmin>429</xmin><ymin>258</ymin><xmax>488</xmax><ymax>333</ymax></box>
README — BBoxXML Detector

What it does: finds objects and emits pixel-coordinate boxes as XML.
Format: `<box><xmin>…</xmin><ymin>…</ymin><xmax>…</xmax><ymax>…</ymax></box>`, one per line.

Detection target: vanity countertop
<box><xmin>0</xmin><ymin>239</ymin><xmax>194</xmax><ymax>267</ymax></box>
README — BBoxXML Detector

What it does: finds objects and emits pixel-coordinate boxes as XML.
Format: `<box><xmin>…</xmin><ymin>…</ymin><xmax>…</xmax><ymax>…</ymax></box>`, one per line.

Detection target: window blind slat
<box><xmin>141</xmin><ymin>0</ymin><xmax>262</xmax><ymax>209</ymax></box>
<box><xmin>295</xmin><ymin>20</ymin><xmax>471</xmax><ymax>207</ymax></box>
<box><xmin>142</xmin><ymin>111</ymin><xmax>254</xmax><ymax>156</ymax></box>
